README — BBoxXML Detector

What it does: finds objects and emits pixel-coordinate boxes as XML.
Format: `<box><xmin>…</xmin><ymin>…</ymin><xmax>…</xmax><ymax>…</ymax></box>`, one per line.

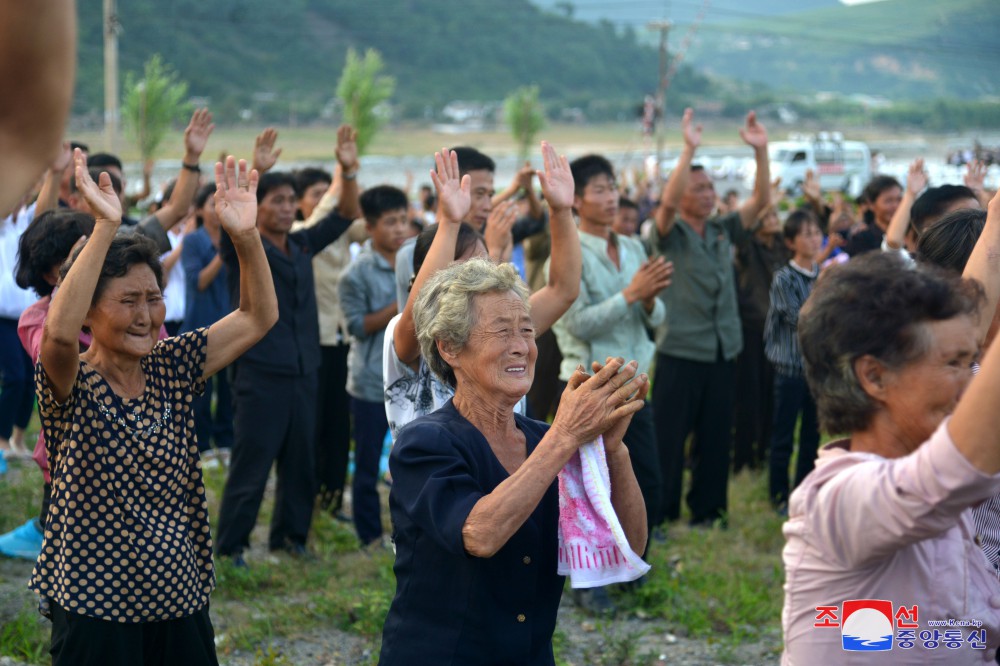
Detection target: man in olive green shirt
<box><xmin>647</xmin><ymin>108</ymin><xmax>770</xmax><ymax>527</ymax></box>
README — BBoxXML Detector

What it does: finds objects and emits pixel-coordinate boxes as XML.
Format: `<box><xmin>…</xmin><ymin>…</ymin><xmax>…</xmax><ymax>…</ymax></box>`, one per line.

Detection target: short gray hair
<box><xmin>413</xmin><ymin>257</ymin><xmax>530</xmax><ymax>388</ymax></box>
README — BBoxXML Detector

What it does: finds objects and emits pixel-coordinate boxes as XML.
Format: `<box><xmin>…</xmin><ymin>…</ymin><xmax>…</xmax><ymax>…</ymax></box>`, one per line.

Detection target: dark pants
<box><xmin>769</xmin><ymin>372</ymin><xmax>820</xmax><ymax>506</ymax></box>
<box><xmin>526</xmin><ymin>329</ymin><xmax>563</xmax><ymax>421</ymax></box>
<box><xmin>0</xmin><ymin>317</ymin><xmax>34</xmax><ymax>439</ymax></box>
<box><xmin>193</xmin><ymin>370</ymin><xmax>233</xmax><ymax>452</ymax></box>
<box><xmin>351</xmin><ymin>397</ymin><xmax>388</xmax><ymax>545</ymax></box>
<box><xmin>732</xmin><ymin>325</ymin><xmax>773</xmax><ymax>473</ymax></box>
<box><xmin>215</xmin><ymin>365</ymin><xmax>318</xmax><ymax>555</ymax></box>
<box><xmin>654</xmin><ymin>352</ymin><xmax>736</xmax><ymax>525</ymax></box>
<box><xmin>315</xmin><ymin>343</ymin><xmax>352</xmax><ymax>512</ymax></box>
<box><xmin>554</xmin><ymin>384</ymin><xmax>661</xmax><ymax>538</ymax></box>
<box><xmin>50</xmin><ymin>602</ymin><xmax>217</xmax><ymax>666</ymax></box>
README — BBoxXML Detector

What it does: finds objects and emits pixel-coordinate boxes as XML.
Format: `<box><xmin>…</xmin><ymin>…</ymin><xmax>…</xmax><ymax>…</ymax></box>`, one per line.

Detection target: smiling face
<box><xmin>85</xmin><ymin>263</ymin><xmax>166</xmax><ymax>360</ymax></box>
<box><xmin>449</xmin><ymin>290</ymin><xmax>537</xmax><ymax>403</ymax></box>
<box><xmin>877</xmin><ymin>315</ymin><xmax>979</xmax><ymax>451</ymax></box>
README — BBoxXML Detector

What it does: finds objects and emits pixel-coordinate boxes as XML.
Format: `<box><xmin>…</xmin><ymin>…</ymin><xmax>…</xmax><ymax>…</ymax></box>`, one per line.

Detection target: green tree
<box><xmin>336</xmin><ymin>48</ymin><xmax>395</xmax><ymax>156</ymax></box>
<box><xmin>504</xmin><ymin>86</ymin><xmax>545</xmax><ymax>162</ymax></box>
<box><xmin>121</xmin><ymin>55</ymin><xmax>191</xmax><ymax>160</ymax></box>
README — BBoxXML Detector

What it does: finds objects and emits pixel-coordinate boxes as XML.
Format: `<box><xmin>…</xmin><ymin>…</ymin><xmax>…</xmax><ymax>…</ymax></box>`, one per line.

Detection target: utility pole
<box><xmin>103</xmin><ymin>0</ymin><xmax>120</xmax><ymax>152</ymax></box>
<box><xmin>647</xmin><ymin>20</ymin><xmax>672</xmax><ymax>181</ymax></box>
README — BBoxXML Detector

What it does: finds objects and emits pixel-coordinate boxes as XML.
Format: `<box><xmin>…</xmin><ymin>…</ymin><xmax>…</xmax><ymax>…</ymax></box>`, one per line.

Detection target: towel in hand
<box><xmin>557</xmin><ymin>436</ymin><xmax>651</xmax><ymax>588</ymax></box>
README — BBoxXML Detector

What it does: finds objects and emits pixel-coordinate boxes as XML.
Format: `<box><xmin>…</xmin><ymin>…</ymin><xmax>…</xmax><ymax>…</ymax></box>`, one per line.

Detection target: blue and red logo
<box><xmin>840</xmin><ymin>599</ymin><xmax>894</xmax><ymax>651</ymax></box>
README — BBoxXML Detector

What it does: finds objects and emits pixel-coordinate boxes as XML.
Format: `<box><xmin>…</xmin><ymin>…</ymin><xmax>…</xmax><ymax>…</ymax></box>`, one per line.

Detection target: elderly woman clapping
<box><xmin>32</xmin><ymin>151</ymin><xmax>277</xmax><ymax>665</ymax></box>
<box><xmin>780</xmin><ymin>191</ymin><xmax>1000</xmax><ymax>664</ymax></box>
<box><xmin>378</xmin><ymin>256</ymin><xmax>648</xmax><ymax>665</ymax></box>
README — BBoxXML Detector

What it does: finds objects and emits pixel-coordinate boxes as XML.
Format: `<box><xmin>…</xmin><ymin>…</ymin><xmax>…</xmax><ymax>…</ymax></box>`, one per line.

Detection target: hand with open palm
<box><xmin>214</xmin><ymin>156</ymin><xmax>259</xmax><ymax>238</ymax></box>
<box><xmin>430</xmin><ymin>148</ymin><xmax>471</xmax><ymax>224</ymax></box>
<box><xmin>536</xmin><ymin>141</ymin><xmax>573</xmax><ymax>212</ymax></box>
<box><xmin>74</xmin><ymin>148</ymin><xmax>121</xmax><ymax>225</ymax></box>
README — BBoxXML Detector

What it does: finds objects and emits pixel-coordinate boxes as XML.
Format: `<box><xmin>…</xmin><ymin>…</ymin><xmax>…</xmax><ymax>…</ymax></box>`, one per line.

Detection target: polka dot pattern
<box><xmin>30</xmin><ymin>329</ymin><xmax>214</xmax><ymax>624</ymax></box>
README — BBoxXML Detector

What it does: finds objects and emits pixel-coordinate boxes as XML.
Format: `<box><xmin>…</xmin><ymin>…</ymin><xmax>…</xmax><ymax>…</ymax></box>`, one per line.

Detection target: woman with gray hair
<box><xmin>780</xmin><ymin>191</ymin><xmax>1000</xmax><ymax>664</ymax></box>
<box><xmin>377</xmin><ymin>256</ymin><xmax>648</xmax><ymax>664</ymax></box>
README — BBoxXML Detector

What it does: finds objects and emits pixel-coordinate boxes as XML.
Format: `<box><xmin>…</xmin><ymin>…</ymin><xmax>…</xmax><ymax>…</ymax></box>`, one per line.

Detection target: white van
<box><xmin>762</xmin><ymin>133</ymin><xmax>871</xmax><ymax>198</ymax></box>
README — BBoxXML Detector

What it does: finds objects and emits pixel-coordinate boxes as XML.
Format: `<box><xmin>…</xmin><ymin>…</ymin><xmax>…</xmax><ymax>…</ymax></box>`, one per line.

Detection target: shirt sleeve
<box><xmin>150</xmin><ymin>328</ymin><xmax>208</xmax><ymax>397</ymax></box>
<box><xmin>293</xmin><ymin>208</ymin><xmax>353</xmax><ymax>256</ymax></box>
<box><xmin>390</xmin><ymin>420</ymin><xmax>485</xmax><ymax>556</ymax></box>
<box><xmin>768</xmin><ymin>270</ymin><xmax>800</xmax><ymax>328</ymax></box>
<box><xmin>338</xmin><ymin>262</ymin><xmax>369</xmax><ymax>340</ymax></box>
<box><xmin>802</xmin><ymin>418</ymin><xmax>1000</xmax><ymax>569</ymax></box>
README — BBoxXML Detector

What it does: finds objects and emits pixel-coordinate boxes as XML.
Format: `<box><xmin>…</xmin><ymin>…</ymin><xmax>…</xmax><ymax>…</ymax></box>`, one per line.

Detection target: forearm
<box><xmin>606</xmin><ymin>445</ymin><xmax>648</xmax><ymax>554</ymax></box>
<box><xmin>884</xmin><ymin>191</ymin><xmax>915</xmax><ymax>250</ymax></box>
<box><xmin>154</xmin><ymin>165</ymin><xmax>200</xmax><ymax>232</ymax></box>
<box><xmin>657</xmin><ymin>146</ymin><xmax>694</xmax><ymax>235</ymax></box>
<box><xmin>34</xmin><ymin>168</ymin><xmax>61</xmax><ymax>216</ymax></box>
<box><xmin>740</xmin><ymin>147</ymin><xmax>771</xmax><ymax>228</ymax></box>
<box><xmin>462</xmin><ymin>429</ymin><xmax>578</xmax><ymax>557</ymax></box>
<box><xmin>336</xmin><ymin>168</ymin><xmax>360</xmax><ymax>220</ymax></box>
<box><xmin>564</xmin><ymin>294</ymin><xmax>631</xmax><ymax>340</ymax></box>
<box><xmin>396</xmin><ymin>221</ymin><xmax>460</xmax><ymax>364</ymax></box>
<box><xmin>162</xmin><ymin>244</ymin><xmax>183</xmax><ymax>274</ymax></box>
<box><xmin>529</xmin><ymin>206</ymin><xmax>580</xmax><ymax>332</ymax></box>
<box><xmin>362</xmin><ymin>302</ymin><xmax>397</xmax><ymax>335</ymax></box>
<box><xmin>525</xmin><ymin>188</ymin><xmax>544</xmax><ymax>221</ymax></box>
<box><xmin>196</xmin><ymin>254</ymin><xmax>224</xmax><ymax>291</ymax></box>
<box><xmin>231</xmin><ymin>230</ymin><xmax>278</xmax><ymax>330</ymax></box>
<box><xmin>962</xmin><ymin>195</ymin><xmax>1000</xmax><ymax>344</ymax></box>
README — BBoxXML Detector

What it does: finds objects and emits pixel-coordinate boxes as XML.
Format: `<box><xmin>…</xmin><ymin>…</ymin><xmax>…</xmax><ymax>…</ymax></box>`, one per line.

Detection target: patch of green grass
<box><xmin>0</xmin><ymin>602</ymin><xmax>48</xmax><ymax>664</ymax></box>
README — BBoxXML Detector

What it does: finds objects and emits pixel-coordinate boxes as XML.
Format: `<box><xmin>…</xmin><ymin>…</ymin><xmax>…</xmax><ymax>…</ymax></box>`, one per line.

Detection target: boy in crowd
<box><xmin>763</xmin><ymin>210</ymin><xmax>824</xmax><ymax>514</ymax></box>
<box><xmin>612</xmin><ymin>196</ymin><xmax>640</xmax><ymax>237</ymax></box>
<box><xmin>549</xmin><ymin>154</ymin><xmax>673</xmax><ymax>542</ymax></box>
<box><xmin>339</xmin><ymin>185</ymin><xmax>409</xmax><ymax>547</ymax></box>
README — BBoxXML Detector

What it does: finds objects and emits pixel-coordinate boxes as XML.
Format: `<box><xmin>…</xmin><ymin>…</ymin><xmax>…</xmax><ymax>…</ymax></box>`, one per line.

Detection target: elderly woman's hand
<box><xmin>74</xmin><ymin>148</ymin><xmax>121</xmax><ymax>225</ymax></box>
<box><xmin>551</xmin><ymin>357</ymin><xmax>647</xmax><ymax>447</ymax></box>
<box><xmin>588</xmin><ymin>359</ymin><xmax>649</xmax><ymax>454</ymax></box>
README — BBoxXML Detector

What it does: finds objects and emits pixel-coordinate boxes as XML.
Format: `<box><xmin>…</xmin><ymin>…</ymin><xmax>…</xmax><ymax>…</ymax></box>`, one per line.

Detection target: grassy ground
<box><xmin>0</xmin><ymin>407</ymin><xmax>789</xmax><ymax>665</ymax></box>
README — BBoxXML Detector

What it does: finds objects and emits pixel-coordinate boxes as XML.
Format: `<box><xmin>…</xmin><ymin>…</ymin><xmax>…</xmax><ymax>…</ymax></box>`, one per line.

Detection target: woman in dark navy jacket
<box><xmin>379</xmin><ymin>257</ymin><xmax>648</xmax><ymax>665</ymax></box>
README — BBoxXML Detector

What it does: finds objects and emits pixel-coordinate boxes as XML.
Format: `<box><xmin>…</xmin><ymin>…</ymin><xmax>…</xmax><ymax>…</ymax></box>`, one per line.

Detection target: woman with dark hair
<box><xmin>844</xmin><ymin>174</ymin><xmax>903</xmax><ymax>257</ymax></box>
<box><xmin>33</xmin><ymin>150</ymin><xmax>277</xmax><ymax>665</ymax></box>
<box><xmin>780</xmin><ymin>192</ymin><xmax>1000</xmax><ymax>664</ymax></box>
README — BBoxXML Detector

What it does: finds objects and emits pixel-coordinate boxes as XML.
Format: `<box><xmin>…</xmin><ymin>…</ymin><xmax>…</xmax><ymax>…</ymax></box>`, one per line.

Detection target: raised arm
<box><xmin>251</xmin><ymin>127</ymin><xmax>282</xmax><ymax>175</ymax></box>
<box><xmin>462</xmin><ymin>359</ymin><xmax>646</xmax><ymax>557</ymax></box>
<box><xmin>40</xmin><ymin>150</ymin><xmax>121</xmax><ymax>401</ymax></box>
<box><xmin>0</xmin><ymin>0</ymin><xmax>76</xmax><ymax>217</ymax></box>
<box><xmin>965</xmin><ymin>160</ymin><xmax>994</xmax><ymax>209</ymax></box>
<box><xmin>201</xmin><ymin>157</ymin><xmax>278</xmax><ymax>378</ymax></box>
<box><xmin>34</xmin><ymin>143</ymin><xmax>73</xmax><ymax>217</ymax></box>
<box><xmin>737</xmin><ymin>110</ymin><xmax>770</xmax><ymax>229</ymax></box>
<box><xmin>393</xmin><ymin>150</ymin><xmax>470</xmax><ymax>367</ymax></box>
<box><xmin>961</xmin><ymin>188</ymin><xmax>1000</xmax><ymax>346</ymax></box>
<box><xmin>526</xmin><ymin>141</ymin><xmax>581</xmax><ymax>333</ymax></box>
<box><xmin>151</xmin><ymin>109</ymin><xmax>215</xmax><ymax>233</ymax></box>
<box><xmin>884</xmin><ymin>159</ymin><xmax>927</xmax><ymax>251</ymax></box>
<box><xmin>334</xmin><ymin>124</ymin><xmax>361</xmax><ymax>221</ymax></box>
<box><xmin>655</xmin><ymin>107</ymin><xmax>701</xmax><ymax>237</ymax></box>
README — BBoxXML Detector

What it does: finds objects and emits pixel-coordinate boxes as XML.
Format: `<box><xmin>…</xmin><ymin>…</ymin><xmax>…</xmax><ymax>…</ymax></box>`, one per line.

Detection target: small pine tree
<box><xmin>122</xmin><ymin>55</ymin><xmax>190</xmax><ymax>161</ymax></box>
<box><xmin>504</xmin><ymin>86</ymin><xmax>545</xmax><ymax>163</ymax></box>
<box><xmin>336</xmin><ymin>48</ymin><xmax>395</xmax><ymax>156</ymax></box>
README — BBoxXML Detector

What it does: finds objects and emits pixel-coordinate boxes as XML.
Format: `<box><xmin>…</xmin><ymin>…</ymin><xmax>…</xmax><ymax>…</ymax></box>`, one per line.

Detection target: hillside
<box><xmin>530</xmin><ymin>0</ymin><xmax>840</xmax><ymax>27</ymax></box>
<box><xmin>75</xmin><ymin>0</ymin><xmax>713</xmax><ymax>124</ymax></box>
<box><xmin>681</xmin><ymin>0</ymin><xmax>1000</xmax><ymax>99</ymax></box>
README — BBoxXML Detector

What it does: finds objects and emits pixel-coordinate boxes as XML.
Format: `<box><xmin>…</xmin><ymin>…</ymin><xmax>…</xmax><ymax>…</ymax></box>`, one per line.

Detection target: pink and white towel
<box><xmin>557</xmin><ymin>436</ymin><xmax>651</xmax><ymax>588</ymax></box>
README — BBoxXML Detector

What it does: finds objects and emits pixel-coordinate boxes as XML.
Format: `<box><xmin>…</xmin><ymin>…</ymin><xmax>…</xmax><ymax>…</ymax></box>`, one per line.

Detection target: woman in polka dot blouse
<box><xmin>32</xmin><ymin>150</ymin><xmax>278</xmax><ymax>665</ymax></box>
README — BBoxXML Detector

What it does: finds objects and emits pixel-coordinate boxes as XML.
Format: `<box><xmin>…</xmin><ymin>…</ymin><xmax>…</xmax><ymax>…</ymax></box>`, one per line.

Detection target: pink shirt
<box><xmin>782</xmin><ymin>419</ymin><xmax>1000</xmax><ymax>664</ymax></box>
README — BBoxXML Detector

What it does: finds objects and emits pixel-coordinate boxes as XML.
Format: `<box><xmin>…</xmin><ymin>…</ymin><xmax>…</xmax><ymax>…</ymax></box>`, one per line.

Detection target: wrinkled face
<box><xmin>613</xmin><ymin>207</ymin><xmax>639</xmax><ymax>237</ymax></box>
<box><xmin>574</xmin><ymin>173</ymin><xmax>619</xmax><ymax>227</ymax></box>
<box><xmin>680</xmin><ymin>169</ymin><xmax>717</xmax><ymax>222</ymax></box>
<box><xmin>298</xmin><ymin>181</ymin><xmax>329</xmax><ymax>220</ymax></box>
<box><xmin>257</xmin><ymin>184</ymin><xmax>297</xmax><ymax>238</ymax></box>
<box><xmin>467</xmin><ymin>169</ymin><xmax>495</xmax><ymax>229</ymax></box>
<box><xmin>871</xmin><ymin>186</ymin><xmax>903</xmax><ymax>229</ymax></box>
<box><xmin>369</xmin><ymin>208</ymin><xmax>410</xmax><ymax>255</ymax></box>
<box><xmin>86</xmin><ymin>263</ymin><xmax>165</xmax><ymax>359</ymax></box>
<box><xmin>450</xmin><ymin>290</ymin><xmax>537</xmax><ymax>401</ymax></box>
<box><xmin>878</xmin><ymin>316</ymin><xmax>978</xmax><ymax>451</ymax></box>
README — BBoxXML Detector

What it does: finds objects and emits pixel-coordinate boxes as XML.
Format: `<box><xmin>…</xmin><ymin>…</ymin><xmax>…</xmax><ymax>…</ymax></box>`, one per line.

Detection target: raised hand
<box><xmin>430</xmin><ymin>148</ymin><xmax>471</xmax><ymax>224</ymax></box>
<box><xmin>552</xmin><ymin>358</ymin><xmax>647</xmax><ymax>446</ymax></box>
<box><xmin>536</xmin><ymin>141</ymin><xmax>573</xmax><ymax>211</ymax></box>
<box><xmin>484</xmin><ymin>200</ymin><xmax>517</xmax><ymax>260</ymax></box>
<box><xmin>739</xmin><ymin>110</ymin><xmax>768</xmax><ymax>151</ymax></box>
<box><xmin>252</xmin><ymin>127</ymin><xmax>282</xmax><ymax>174</ymax></box>
<box><xmin>802</xmin><ymin>169</ymin><xmax>822</xmax><ymax>203</ymax></box>
<box><xmin>514</xmin><ymin>162</ymin><xmax>534</xmax><ymax>191</ymax></box>
<box><xmin>906</xmin><ymin>158</ymin><xmax>928</xmax><ymax>196</ymax></box>
<box><xmin>335</xmin><ymin>124</ymin><xmax>359</xmax><ymax>172</ymax></box>
<box><xmin>681</xmin><ymin>107</ymin><xmax>702</xmax><ymax>150</ymax></box>
<box><xmin>771</xmin><ymin>176</ymin><xmax>787</xmax><ymax>206</ymax></box>
<box><xmin>214</xmin><ymin>156</ymin><xmax>259</xmax><ymax>237</ymax></box>
<box><xmin>74</xmin><ymin>148</ymin><xmax>122</xmax><ymax>224</ymax></box>
<box><xmin>965</xmin><ymin>159</ymin><xmax>987</xmax><ymax>194</ymax></box>
<box><xmin>590</xmin><ymin>359</ymin><xmax>649</xmax><ymax>453</ymax></box>
<box><xmin>183</xmin><ymin>108</ymin><xmax>214</xmax><ymax>160</ymax></box>
<box><xmin>52</xmin><ymin>141</ymin><xmax>72</xmax><ymax>172</ymax></box>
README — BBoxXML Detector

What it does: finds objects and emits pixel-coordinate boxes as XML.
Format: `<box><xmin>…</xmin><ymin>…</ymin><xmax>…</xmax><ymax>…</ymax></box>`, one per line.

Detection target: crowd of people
<box><xmin>1</xmin><ymin>14</ymin><xmax>1000</xmax><ymax>658</ymax></box>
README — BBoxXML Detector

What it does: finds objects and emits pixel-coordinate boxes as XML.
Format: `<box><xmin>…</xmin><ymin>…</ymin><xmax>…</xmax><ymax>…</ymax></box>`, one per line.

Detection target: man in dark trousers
<box><xmin>215</xmin><ymin>126</ymin><xmax>361</xmax><ymax>563</ymax></box>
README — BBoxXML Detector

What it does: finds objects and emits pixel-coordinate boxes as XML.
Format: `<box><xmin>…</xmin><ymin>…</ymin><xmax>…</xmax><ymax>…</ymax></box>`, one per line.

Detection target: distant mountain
<box><xmin>529</xmin><ymin>0</ymin><xmax>841</xmax><ymax>27</ymax></box>
<box><xmin>680</xmin><ymin>0</ymin><xmax>999</xmax><ymax>100</ymax></box>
